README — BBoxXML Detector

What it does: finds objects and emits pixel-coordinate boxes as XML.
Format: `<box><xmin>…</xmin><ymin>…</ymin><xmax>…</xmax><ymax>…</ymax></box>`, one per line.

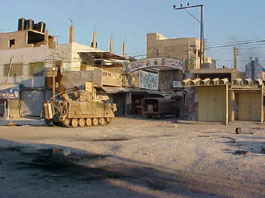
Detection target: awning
<box><xmin>0</xmin><ymin>84</ymin><xmax>20</xmax><ymax>100</ymax></box>
<box><xmin>102</xmin><ymin>86</ymin><xmax>128</xmax><ymax>94</ymax></box>
<box><xmin>127</xmin><ymin>88</ymin><xmax>172</xmax><ymax>96</ymax></box>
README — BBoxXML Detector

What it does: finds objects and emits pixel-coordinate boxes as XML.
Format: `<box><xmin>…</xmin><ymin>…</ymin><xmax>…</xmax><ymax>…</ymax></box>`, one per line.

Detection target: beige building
<box><xmin>181</xmin><ymin>78</ymin><xmax>264</xmax><ymax>124</ymax></box>
<box><xmin>0</xmin><ymin>18</ymin><xmax>128</xmax><ymax>118</ymax></box>
<box><xmin>147</xmin><ymin>33</ymin><xmax>215</xmax><ymax>70</ymax></box>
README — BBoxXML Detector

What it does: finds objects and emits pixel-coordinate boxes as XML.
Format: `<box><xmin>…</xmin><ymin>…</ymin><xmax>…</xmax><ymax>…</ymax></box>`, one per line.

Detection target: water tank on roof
<box><xmin>18</xmin><ymin>18</ymin><xmax>25</xmax><ymax>31</ymax></box>
<box><xmin>37</xmin><ymin>22</ymin><xmax>46</xmax><ymax>33</ymax></box>
<box><xmin>25</xmin><ymin>19</ymin><xmax>34</xmax><ymax>30</ymax></box>
<box><xmin>33</xmin><ymin>23</ymin><xmax>38</xmax><ymax>31</ymax></box>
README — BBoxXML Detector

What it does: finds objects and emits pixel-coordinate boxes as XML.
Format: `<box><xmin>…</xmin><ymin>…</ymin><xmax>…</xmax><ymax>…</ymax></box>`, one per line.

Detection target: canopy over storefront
<box><xmin>0</xmin><ymin>84</ymin><xmax>20</xmax><ymax>100</ymax></box>
<box><xmin>126</xmin><ymin>58</ymin><xmax>183</xmax><ymax>73</ymax></box>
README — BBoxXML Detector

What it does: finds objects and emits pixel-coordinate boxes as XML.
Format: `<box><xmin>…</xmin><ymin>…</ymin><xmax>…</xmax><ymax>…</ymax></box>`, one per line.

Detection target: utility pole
<box><xmin>173</xmin><ymin>3</ymin><xmax>204</xmax><ymax>68</ymax></box>
<box><xmin>233</xmin><ymin>47</ymin><xmax>238</xmax><ymax>70</ymax></box>
<box><xmin>52</xmin><ymin>54</ymin><xmax>56</xmax><ymax>100</ymax></box>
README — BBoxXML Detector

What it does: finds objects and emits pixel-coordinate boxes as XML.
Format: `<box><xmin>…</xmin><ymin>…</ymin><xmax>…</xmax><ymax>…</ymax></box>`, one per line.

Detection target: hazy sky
<box><xmin>0</xmin><ymin>0</ymin><xmax>264</xmax><ymax>70</ymax></box>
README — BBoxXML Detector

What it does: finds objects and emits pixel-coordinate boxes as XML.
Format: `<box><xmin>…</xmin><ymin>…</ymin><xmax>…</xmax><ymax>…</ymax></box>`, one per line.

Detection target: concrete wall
<box><xmin>198</xmin><ymin>86</ymin><xmax>226</xmax><ymax>122</ymax></box>
<box><xmin>159</xmin><ymin>70</ymin><xmax>183</xmax><ymax>92</ymax></box>
<box><xmin>0</xmin><ymin>31</ymin><xmax>29</xmax><ymax>50</ymax></box>
<box><xmin>8</xmin><ymin>100</ymin><xmax>20</xmax><ymax>118</ymax></box>
<box><xmin>122</xmin><ymin>71</ymin><xmax>139</xmax><ymax>88</ymax></box>
<box><xmin>0</xmin><ymin>43</ymin><xmax>85</xmax><ymax>87</ymax></box>
<box><xmin>101</xmin><ymin>70</ymin><xmax>122</xmax><ymax>87</ymax></box>
<box><xmin>147</xmin><ymin>33</ymin><xmax>201</xmax><ymax>69</ymax></box>
<box><xmin>0</xmin><ymin>30</ymin><xmax>56</xmax><ymax>50</ymax></box>
<box><xmin>59</xmin><ymin>70</ymin><xmax>102</xmax><ymax>89</ymax></box>
<box><xmin>182</xmin><ymin>87</ymin><xmax>198</xmax><ymax>121</ymax></box>
<box><xmin>0</xmin><ymin>46</ymin><xmax>56</xmax><ymax>87</ymax></box>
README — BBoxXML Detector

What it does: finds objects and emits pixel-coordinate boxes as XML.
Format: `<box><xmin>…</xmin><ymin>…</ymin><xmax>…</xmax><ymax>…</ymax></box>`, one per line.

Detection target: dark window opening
<box><xmin>27</xmin><ymin>31</ymin><xmax>45</xmax><ymax>44</ymax></box>
<box><xmin>9</xmin><ymin>39</ymin><xmax>15</xmax><ymax>48</ymax></box>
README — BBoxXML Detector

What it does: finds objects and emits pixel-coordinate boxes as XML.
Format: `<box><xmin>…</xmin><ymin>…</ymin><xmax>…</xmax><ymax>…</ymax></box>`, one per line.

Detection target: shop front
<box><xmin>0</xmin><ymin>84</ymin><xmax>20</xmax><ymax>119</ymax></box>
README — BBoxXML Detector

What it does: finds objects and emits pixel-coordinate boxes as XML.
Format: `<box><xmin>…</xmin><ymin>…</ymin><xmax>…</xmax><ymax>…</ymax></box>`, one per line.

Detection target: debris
<box><xmin>261</xmin><ymin>147</ymin><xmax>265</xmax><ymax>154</ymax></box>
<box><xmin>222</xmin><ymin>136</ymin><xmax>236</xmax><ymax>143</ymax></box>
<box><xmin>6</xmin><ymin>122</ymin><xmax>17</xmax><ymax>126</ymax></box>
<box><xmin>234</xmin><ymin>150</ymin><xmax>250</xmax><ymax>155</ymax></box>
<box><xmin>52</xmin><ymin>148</ymin><xmax>71</xmax><ymax>157</ymax></box>
<box><xmin>92</xmin><ymin>138</ymin><xmax>129</xmax><ymax>142</ymax></box>
<box><xmin>199</xmin><ymin>134</ymin><xmax>210</xmax><ymax>138</ymax></box>
<box><xmin>235</xmin><ymin>127</ymin><xmax>241</xmax><ymax>134</ymax></box>
<box><xmin>252</xmin><ymin>127</ymin><xmax>264</xmax><ymax>130</ymax></box>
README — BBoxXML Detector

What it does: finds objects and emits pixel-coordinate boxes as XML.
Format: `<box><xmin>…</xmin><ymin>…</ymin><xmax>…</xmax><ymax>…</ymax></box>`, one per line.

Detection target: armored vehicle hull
<box><xmin>43</xmin><ymin>89</ymin><xmax>116</xmax><ymax>127</ymax></box>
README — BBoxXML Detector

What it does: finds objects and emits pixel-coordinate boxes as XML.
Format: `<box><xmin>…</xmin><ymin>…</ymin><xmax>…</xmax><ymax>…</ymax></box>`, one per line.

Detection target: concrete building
<box><xmin>0</xmin><ymin>18</ymin><xmax>58</xmax><ymax>118</ymax></box>
<box><xmin>180</xmin><ymin>68</ymin><xmax>243</xmax><ymax>120</ymax></box>
<box><xmin>190</xmin><ymin>68</ymin><xmax>243</xmax><ymax>81</ymax></box>
<box><xmin>122</xmin><ymin>57</ymin><xmax>184</xmax><ymax>115</ymax></box>
<box><xmin>181</xmin><ymin>78</ymin><xmax>264</xmax><ymax>124</ymax></box>
<box><xmin>146</xmin><ymin>33</ymin><xmax>215</xmax><ymax>70</ymax></box>
<box><xmin>245</xmin><ymin>57</ymin><xmax>265</xmax><ymax>80</ymax></box>
<box><xmin>0</xmin><ymin>18</ymin><xmax>129</xmax><ymax>118</ymax></box>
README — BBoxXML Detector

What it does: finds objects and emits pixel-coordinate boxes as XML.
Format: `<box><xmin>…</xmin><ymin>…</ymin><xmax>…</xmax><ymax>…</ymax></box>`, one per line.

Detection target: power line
<box><xmin>206</xmin><ymin>39</ymin><xmax>265</xmax><ymax>49</ymax></box>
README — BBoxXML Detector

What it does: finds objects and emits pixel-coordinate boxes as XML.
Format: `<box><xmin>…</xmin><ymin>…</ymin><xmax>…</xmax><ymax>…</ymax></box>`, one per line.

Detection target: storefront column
<box><xmin>125</xmin><ymin>92</ymin><xmax>132</xmax><ymax>116</ymax></box>
<box><xmin>225</xmin><ymin>85</ymin><xmax>229</xmax><ymax>125</ymax></box>
<box><xmin>4</xmin><ymin>100</ymin><xmax>9</xmax><ymax>119</ymax></box>
<box><xmin>229</xmin><ymin>89</ymin><xmax>235</xmax><ymax>122</ymax></box>
<box><xmin>261</xmin><ymin>85</ymin><xmax>264</xmax><ymax>123</ymax></box>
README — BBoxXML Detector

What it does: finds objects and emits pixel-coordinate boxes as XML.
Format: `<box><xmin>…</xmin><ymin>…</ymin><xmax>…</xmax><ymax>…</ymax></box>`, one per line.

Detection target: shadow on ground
<box><xmin>0</xmin><ymin>139</ymin><xmax>239</xmax><ymax>198</ymax></box>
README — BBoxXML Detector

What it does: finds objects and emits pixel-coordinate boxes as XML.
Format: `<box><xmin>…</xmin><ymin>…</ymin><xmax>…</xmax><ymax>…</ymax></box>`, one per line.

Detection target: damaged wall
<box><xmin>159</xmin><ymin>70</ymin><xmax>183</xmax><ymax>92</ymax></box>
<box><xmin>59</xmin><ymin>70</ymin><xmax>102</xmax><ymax>90</ymax></box>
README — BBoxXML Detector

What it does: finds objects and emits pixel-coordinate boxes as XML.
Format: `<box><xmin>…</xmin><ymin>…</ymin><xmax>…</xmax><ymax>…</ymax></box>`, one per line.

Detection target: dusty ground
<box><xmin>0</xmin><ymin>117</ymin><xmax>265</xmax><ymax>198</ymax></box>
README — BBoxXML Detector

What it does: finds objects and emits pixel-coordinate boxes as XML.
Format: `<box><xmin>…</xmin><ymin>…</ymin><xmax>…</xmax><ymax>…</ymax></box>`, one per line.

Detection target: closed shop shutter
<box><xmin>21</xmin><ymin>90</ymin><xmax>44</xmax><ymax>117</ymax></box>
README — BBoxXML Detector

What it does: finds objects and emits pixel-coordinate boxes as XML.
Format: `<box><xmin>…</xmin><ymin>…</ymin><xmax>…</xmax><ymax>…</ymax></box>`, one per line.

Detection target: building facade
<box><xmin>0</xmin><ymin>18</ymin><xmax>129</xmax><ymax>118</ymax></box>
<box><xmin>245</xmin><ymin>57</ymin><xmax>265</xmax><ymax>80</ymax></box>
<box><xmin>147</xmin><ymin>33</ymin><xmax>215</xmax><ymax>70</ymax></box>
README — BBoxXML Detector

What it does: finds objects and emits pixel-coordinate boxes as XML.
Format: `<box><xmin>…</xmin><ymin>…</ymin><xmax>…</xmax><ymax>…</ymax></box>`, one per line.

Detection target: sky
<box><xmin>0</xmin><ymin>0</ymin><xmax>265</xmax><ymax>70</ymax></box>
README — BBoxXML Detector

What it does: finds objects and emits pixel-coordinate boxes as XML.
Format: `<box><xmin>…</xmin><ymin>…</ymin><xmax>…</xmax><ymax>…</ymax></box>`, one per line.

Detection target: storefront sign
<box><xmin>129</xmin><ymin>58</ymin><xmax>183</xmax><ymax>72</ymax></box>
<box><xmin>173</xmin><ymin>81</ymin><xmax>181</xmax><ymax>88</ymax></box>
<box><xmin>139</xmin><ymin>70</ymin><xmax>158</xmax><ymax>90</ymax></box>
<box><xmin>0</xmin><ymin>85</ymin><xmax>19</xmax><ymax>100</ymax></box>
<box><xmin>63</xmin><ymin>61</ymin><xmax>81</xmax><ymax>71</ymax></box>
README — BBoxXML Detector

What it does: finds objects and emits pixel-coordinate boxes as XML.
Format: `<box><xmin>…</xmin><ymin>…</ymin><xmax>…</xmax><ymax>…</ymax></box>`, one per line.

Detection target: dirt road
<box><xmin>0</xmin><ymin>117</ymin><xmax>264</xmax><ymax>198</ymax></box>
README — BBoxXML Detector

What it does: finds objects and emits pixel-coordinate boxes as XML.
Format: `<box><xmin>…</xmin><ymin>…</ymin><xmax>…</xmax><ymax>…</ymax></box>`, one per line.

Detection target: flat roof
<box><xmin>190</xmin><ymin>68</ymin><xmax>240</xmax><ymax>74</ymax></box>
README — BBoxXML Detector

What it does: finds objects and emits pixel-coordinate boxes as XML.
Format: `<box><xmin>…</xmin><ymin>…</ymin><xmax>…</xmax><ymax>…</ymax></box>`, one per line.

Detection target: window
<box><xmin>9</xmin><ymin>39</ymin><xmax>15</xmax><ymax>48</ymax></box>
<box><xmin>4</xmin><ymin>63</ymin><xmax>23</xmax><ymax>77</ymax></box>
<box><xmin>29</xmin><ymin>62</ymin><xmax>44</xmax><ymax>76</ymax></box>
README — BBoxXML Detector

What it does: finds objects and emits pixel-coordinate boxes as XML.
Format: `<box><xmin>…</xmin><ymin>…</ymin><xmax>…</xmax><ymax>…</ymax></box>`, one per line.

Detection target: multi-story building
<box><xmin>147</xmin><ymin>33</ymin><xmax>215</xmax><ymax>70</ymax></box>
<box><xmin>245</xmin><ymin>57</ymin><xmax>265</xmax><ymax>80</ymax></box>
<box><xmin>0</xmin><ymin>18</ymin><xmax>129</xmax><ymax>118</ymax></box>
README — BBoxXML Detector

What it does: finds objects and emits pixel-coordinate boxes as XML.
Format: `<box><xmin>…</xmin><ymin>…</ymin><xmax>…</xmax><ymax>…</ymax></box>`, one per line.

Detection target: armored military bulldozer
<box><xmin>43</xmin><ymin>85</ymin><xmax>117</xmax><ymax>127</ymax></box>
